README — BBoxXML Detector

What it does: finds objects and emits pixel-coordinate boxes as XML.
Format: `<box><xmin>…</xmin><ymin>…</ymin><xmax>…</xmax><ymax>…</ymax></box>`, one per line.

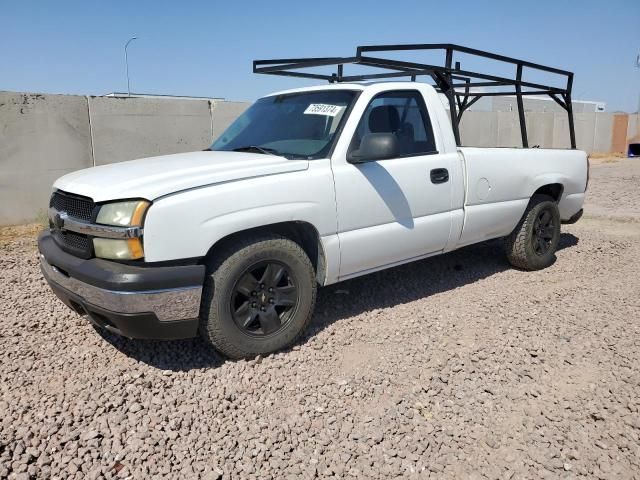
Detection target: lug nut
<box><xmin>260</xmin><ymin>307</ymin><xmax>266</xmax><ymax>312</ymax></box>
<box><xmin>251</xmin><ymin>302</ymin><xmax>257</xmax><ymax>308</ymax></box>
<box><xmin>260</xmin><ymin>283</ymin><xmax>265</xmax><ymax>289</ymax></box>
<box><xmin>251</xmin><ymin>291</ymin><xmax>256</xmax><ymax>297</ymax></box>
<box><xmin>268</xmin><ymin>287</ymin><xmax>274</xmax><ymax>293</ymax></box>
<box><xmin>269</xmin><ymin>298</ymin><xmax>275</xmax><ymax>304</ymax></box>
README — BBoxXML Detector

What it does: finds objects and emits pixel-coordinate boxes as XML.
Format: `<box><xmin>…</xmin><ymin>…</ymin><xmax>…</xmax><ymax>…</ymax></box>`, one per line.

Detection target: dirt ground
<box><xmin>1</xmin><ymin>158</ymin><xmax>639</xmax><ymax>480</ymax></box>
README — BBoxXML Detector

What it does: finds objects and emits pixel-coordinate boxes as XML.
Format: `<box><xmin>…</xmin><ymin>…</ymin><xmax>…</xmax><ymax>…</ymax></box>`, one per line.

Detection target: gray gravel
<box><xmin>1</xmin><ymin>158</ymin><xmax>640</xmax><ymax>479</ymax></box>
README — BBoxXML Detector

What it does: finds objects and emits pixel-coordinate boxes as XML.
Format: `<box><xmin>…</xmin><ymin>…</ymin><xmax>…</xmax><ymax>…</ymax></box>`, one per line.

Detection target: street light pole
<box><xmin>635</xmin><ymin>51</ymin><xmax>640</xmax><ymax>114</ymax></box>
<box><xmin>124</xmin><ymin>36</ymin><xmax>138</xmax><ymax>97</ymax></box>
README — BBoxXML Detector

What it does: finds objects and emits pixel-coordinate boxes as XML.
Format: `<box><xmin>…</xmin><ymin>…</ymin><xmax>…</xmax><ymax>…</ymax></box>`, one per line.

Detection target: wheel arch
<box><xmin>202</xmin><ymin>221</ymin><xmax>328</xmax><ymax>286</ymax></box>
<box><xmin>531</xmin><ymin>182</ymin><xmax>564</xmax><ymax>203</ymax></box>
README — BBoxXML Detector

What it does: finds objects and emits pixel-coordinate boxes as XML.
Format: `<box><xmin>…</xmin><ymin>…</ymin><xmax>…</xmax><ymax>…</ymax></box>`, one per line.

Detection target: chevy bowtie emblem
<box><xmin>53</xmin><ymin>212</ymin><xmax>68</xmax><ymax>229</ymax></box>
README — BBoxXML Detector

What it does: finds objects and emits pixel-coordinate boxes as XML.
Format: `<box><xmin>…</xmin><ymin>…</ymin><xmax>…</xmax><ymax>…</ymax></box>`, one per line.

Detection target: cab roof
<box><xmin>264</xmin><ymin>81</ymin><xmax>432</xmax><ymax>98</ymax></box>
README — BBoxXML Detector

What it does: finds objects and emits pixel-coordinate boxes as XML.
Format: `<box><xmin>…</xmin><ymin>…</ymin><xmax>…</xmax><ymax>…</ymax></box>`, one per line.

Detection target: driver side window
<box><xmin>349</xmin><ymin>90</ymin><xmax>437</xmax><ymax>157</ymax></box>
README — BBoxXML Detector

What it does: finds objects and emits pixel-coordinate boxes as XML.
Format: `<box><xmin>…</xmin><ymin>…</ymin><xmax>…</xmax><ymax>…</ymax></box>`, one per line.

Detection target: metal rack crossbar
<box><xmin>253</xmin><ymin>43</ymin><xmax>576</xmax><ymax>149</ymax></box>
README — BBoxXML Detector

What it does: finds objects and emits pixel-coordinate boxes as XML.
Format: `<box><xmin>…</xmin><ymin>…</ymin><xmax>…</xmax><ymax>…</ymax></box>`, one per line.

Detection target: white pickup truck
<box><xmin>39</xmin><ymin>45</ymin><xmax>588</xmax><ymax>358</ymax></box>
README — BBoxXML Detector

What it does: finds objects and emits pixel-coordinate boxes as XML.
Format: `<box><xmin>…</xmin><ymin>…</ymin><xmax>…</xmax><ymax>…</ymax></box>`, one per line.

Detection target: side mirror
<box><xmin>348</xmin><ymin>133</ymin><xmax>399</xmax><ymax>163</ymax></box>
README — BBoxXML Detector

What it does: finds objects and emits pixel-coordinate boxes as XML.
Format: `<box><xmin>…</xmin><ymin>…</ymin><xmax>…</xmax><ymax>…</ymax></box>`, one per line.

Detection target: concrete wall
<box><xmin>0</xmin><ymin>89</ymin><xmax>633</xmax><ymax>225</ymax></box>
<box><xmin>87</xmin><ymin>98</ymin><xmax>249</xmax><ymax>166</ymax></box>
<box><xmin>459</xmin><ymin>110</ymin><xmax>621</xmax><ymax>152</ymax></box>
<box><xmin>628</xmin><ymin>114</ymin><xmax>640</xmax><ymax>143</ymax></box>
<box><xmin>212</xmin><ymin>101</ymin><xmax>249</xmax><ymax>139</ymax></box>
<box><xmin>0</xmin><ymin>91</ymin><xmax>249</xmax><ymax>224</ymax></box>
<box><xmin>89</xmin><ymin>97</ymin><xmax>214</xmax><ymax>165</ymax></box>
<box><xmin>0</xmin><ymin>93</ymin><xmax>93</xmax><ymax>225</ymax></box>
<box><xmin>490</xmin><ymin>96</ymin><xmax>605</xmax><ymax>114</ymax></box>
<box><xmin>593</xmin><ymin>114</ymin><xmax>614</xmax><ymax>153</ymax></box>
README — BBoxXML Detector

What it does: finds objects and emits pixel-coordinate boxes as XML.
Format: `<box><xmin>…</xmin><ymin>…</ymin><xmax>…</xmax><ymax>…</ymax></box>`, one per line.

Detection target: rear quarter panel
<box><xmin>456</xmin><ymin>147</ymin><xmax>587</xmax><ymax>247</ymax></box>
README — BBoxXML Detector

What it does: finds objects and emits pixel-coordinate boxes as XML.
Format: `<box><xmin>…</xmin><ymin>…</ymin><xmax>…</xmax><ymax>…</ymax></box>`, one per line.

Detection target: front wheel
<box><xmin>199</xmin><ymin>234</ymin><xmax>316</xmax><ymax>359</ymax></box>
<box><xmin>504</xmin><ymin>194</ymin><xmax>561</xmax><ymax>271</ymax></box>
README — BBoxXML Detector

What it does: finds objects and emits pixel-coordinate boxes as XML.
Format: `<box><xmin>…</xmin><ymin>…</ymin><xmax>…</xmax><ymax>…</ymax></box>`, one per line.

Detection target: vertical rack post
<box><xmin>515</xmin><ymin>63</ymin><xmax>529</xmax><ymax>148</ymax></box>
<box><xmin>566</xmin><ymin>73</ymin><xmax>577</xmax><ymax>149</ymax></box>
<box><xmin>445</xmin><ymin>47</ymin><xmax>461</xmax><ymax>146</ymax></box>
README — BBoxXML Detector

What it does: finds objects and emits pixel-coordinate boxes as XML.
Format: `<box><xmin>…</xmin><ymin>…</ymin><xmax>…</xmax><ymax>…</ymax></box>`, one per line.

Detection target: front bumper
<box><xmin>38</xmin><ymin>230</ymin><xmax>205</xmax><ymax>340</ymax></box>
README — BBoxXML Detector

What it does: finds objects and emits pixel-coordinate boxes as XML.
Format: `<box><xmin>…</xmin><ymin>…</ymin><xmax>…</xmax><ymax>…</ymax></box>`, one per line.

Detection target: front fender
<box><xmin>142</xmin><ymin>161</ymin><xmax>337</xmax><ymax>263</ymax></box>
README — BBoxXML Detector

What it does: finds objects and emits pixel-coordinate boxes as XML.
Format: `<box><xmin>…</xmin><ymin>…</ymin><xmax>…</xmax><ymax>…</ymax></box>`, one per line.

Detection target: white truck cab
<box><xmin>39</xmin><ymin>45</ymin><xmax>587</xmax><ymax>358</ymax></box>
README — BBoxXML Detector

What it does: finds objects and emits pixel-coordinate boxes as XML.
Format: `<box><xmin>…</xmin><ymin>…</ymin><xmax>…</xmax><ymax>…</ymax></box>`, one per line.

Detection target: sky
<box><xmin>2</xmin><ymin>0</ymin><xmax>639</xmax><ymax>112</ymax></box>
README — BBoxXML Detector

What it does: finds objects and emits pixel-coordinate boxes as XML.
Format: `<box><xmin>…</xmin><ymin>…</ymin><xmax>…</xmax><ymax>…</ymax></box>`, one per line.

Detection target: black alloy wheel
<box><xmin>532</xmin><ymin>209</ymin><xmax>555</xmax><ymax>256</ymax></box>
<box><xmin>199</xmin><ymin>234</ymin><xmax>316</xmax><ymax>359</ymax></box>
<box><xmin>231</xmin><ymin>261</ymin><xmax>299</xmax><ymax>336</ymax></box>
<box><xmin>504</xmin><ymin>194</ymin><xmax>561</xmax><ymax>271</ymax></box>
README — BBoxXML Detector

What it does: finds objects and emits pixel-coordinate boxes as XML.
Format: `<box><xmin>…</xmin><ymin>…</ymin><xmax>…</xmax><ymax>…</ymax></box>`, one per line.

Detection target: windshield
<box><xmin>210</xmin><ymin>90</ymin><xmax>358</xmax><ymax>159</ymax></box>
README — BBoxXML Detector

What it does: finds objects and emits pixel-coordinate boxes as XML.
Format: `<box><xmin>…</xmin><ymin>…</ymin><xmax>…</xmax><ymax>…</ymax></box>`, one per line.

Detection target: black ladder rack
<box><xmin>253</xmin><ymin>43</ymin><xmax>576</xmax><ymax>149</ymax></box>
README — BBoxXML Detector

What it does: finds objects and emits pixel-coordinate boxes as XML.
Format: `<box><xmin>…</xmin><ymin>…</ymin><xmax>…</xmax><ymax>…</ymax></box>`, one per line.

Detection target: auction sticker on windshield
<box><xmin>304</xmin><ymin>104</ymin><xmax>344</xmax><ymax>117</ymax></box>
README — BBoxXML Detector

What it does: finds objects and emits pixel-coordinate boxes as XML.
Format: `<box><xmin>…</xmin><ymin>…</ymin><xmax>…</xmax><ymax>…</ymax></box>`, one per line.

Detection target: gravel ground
<box><xmin>1</xmin><ymin>158</ymin><xmax>640</xmax><ymax>480</ymax></box>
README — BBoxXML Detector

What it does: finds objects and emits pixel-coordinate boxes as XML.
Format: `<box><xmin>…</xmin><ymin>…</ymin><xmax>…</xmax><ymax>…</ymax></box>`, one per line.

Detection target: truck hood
<box><xmin>53</xmin><ymin>151</ymin><xmax>309</xmax><ymax>202</ymax></box>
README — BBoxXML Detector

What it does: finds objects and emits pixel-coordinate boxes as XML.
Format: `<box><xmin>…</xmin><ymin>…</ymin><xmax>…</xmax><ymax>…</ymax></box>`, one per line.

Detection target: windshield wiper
<box><xmin>231</xmin><ymin>145</ymin><xmax>280</xmax><ymax>156</ymax></box>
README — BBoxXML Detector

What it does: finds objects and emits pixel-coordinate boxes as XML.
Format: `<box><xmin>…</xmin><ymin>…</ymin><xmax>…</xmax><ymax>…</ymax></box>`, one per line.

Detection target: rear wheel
<box><xmin>504</xmin><ymin>194</ymin><xmax>561</xmax><ymax>270</ymax></box>
<box><xmin>199</xmin><ymin>234</ymin><xmax>316</xmax><ymax>359</ymax></box>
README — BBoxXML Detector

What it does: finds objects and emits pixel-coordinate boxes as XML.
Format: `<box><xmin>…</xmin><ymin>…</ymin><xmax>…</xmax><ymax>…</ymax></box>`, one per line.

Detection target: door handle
<box><xmin>430</xmin><ymin>168</ymin><xmax>449</xmax><ymax>184</ymax></box>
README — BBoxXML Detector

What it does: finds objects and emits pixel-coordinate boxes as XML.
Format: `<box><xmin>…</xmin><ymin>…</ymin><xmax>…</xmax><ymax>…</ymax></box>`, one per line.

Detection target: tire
<box><xmin>504</xmin><ymin>194</ymin><xmax>561</xmax><ymax>271</ymax></box>
<box><xmin>199</xmin><ymin>234</ymin><xmax>316</xmax><ymax>359</ymax></box>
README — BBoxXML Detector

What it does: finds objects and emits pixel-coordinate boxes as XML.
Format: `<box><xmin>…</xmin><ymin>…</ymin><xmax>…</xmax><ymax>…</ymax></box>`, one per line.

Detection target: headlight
<box><xmin>94</xmin><ymin>200</ymin><xmax>150</xmax><ymax>260</ymax></box>
<box><xmin>93</xmin><ymin>238</ymin><xmax>145</xmax><ymax>260</ymax></box>
<box><xmin>96</xmin><ymin>200</ymin><xmax>150</xmax><ymax>227</ymax></box>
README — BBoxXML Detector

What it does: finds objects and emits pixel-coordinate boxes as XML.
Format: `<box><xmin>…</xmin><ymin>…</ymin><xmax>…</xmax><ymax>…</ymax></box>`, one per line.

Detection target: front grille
<box><xmin>50</xmin><ymin>190</ymin><xmax>96</xmax><ymax>258</ymax></box>
<box><xmin>52</xmin><ymin>229</ymin><xmax>93</xmax><ymax>259</ymax></box>
<box><xmin>50</xmin><ymin>191</ymin><xmax>95</xmax><ymax>222</ymax></box>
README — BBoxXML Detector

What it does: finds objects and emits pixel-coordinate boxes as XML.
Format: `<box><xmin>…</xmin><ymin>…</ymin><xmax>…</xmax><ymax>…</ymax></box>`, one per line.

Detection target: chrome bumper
<box><xmin>40</xmin><ymin>256</ymin><xmax>202</xmax><ymax>322</ymax></box>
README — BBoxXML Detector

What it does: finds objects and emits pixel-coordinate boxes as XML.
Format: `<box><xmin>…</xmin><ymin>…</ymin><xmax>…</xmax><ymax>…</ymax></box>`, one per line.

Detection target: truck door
<box><xmin>332</xmin><ymin>89</ymin><xmax>454</xmax><ymax>279</ymax></box>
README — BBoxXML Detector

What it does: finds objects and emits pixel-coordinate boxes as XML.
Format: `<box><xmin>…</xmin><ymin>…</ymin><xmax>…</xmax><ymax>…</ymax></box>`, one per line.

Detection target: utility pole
<box><xmin>124</xmin><ymin>37</ymin><xmax>138</xmax><ymax>97</ymax></box>
<box><xmin>636</xmin><ymin>51</ymin><xmax>640</xmax><ymax>114</ymax></box>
